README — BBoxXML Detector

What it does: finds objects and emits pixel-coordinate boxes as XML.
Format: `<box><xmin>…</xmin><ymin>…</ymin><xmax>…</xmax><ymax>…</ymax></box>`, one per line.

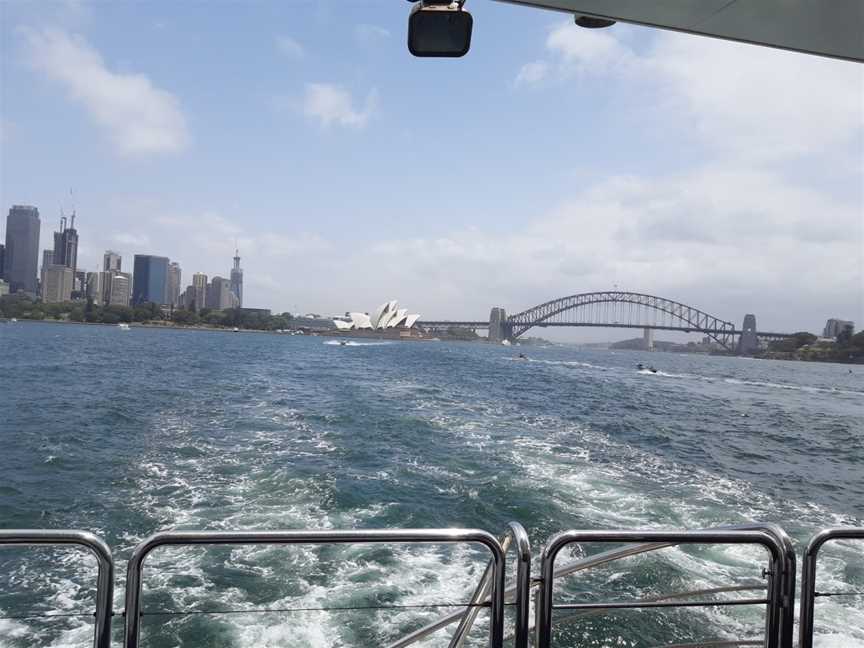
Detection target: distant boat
<box><xmin>233</xmin><ymin>327</ymin><xmax>240</xmax><ymax>332</ymax></box>
<box><xmin>501</xmin><ymin>339</ymin><xmax>511</xmax><ymax>346</ymax></box>
<box><xmin>117</xmin><ymin>323</ymin><xmax>130</xmax><ymax>331</ymax></box>
<box><xmin>10</xmin><ymin>318</ymin><xmax>17</xmax><ymax>323</ymax></box>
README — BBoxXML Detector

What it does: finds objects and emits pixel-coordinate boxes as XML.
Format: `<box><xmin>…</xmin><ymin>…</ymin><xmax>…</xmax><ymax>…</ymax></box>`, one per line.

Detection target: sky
<box><xmin>1</xmin><ymin>0</ymin><xmax>862</xmax><ymax>341</ymax></box>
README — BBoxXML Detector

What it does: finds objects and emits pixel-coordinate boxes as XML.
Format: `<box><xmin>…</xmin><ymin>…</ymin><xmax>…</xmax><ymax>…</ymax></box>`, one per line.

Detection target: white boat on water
<box><xmin>117</xmin><ymin>323</ymin><xmax>130</xmax><ymax>331</ymax></box>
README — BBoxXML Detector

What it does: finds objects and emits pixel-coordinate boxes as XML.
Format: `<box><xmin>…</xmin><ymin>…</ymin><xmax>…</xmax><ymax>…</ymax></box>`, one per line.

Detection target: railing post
<box><xmin>0</xmin><ymin>530</ymin><xmax>114</xmax><ymax>648</ymax></box>
<box><xmin>799</xmin><ymin>527</ymin><xmax>864</xmax><ymax>648</ymax></box>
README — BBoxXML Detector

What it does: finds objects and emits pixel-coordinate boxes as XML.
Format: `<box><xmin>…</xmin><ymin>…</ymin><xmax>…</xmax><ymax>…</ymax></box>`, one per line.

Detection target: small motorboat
<box><xmin>117</xmin><ymin>323</ymin><xmax>130</xmax><ymax>331</ymax></box>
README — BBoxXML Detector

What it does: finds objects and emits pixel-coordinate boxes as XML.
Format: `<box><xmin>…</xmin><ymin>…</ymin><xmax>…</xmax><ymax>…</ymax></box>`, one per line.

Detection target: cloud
<box><xmin>22</xmin><ymin>28</ymin><xmax>189</xmax><ymax>156</ymax></box>
<box><xmin>330</xmin><ymin>166</ymin><xmax>862</xmax><ymax>330</ymax></box>
<box><xmin>514</xmin><ymin>61</ymin><xmax>549</xmax><ymax>86</ymax></box>
<box><xmin>302</xmin><ymin>83</ymin><xmax>377</xmax><ymax>128</ymax></box>
<box><xmin>112</xmin><ymin>232</ymin><xmax>150</xmax><ymax>248</ymax></box>
<box><xmin>354</xmin><ymin>24</ymin><xmax>390</xmax><ymax>45</ymax></box>
<box><xmin>275</xmin><ymin>35</ymin><xmax>304</xmax><ymax>59</ymax></box>
<box><xmin>517</xmin><ymin>23</ymin><xmax>864</xmax><ymax>161</ymax></box>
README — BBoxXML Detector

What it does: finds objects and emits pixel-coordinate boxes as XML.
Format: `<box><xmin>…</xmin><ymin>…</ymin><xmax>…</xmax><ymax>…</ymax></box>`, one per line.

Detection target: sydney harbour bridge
<box><xmin>418</xmin><ymin>291</ymin><xmax>795</xmax><ymax>353</ymax></box>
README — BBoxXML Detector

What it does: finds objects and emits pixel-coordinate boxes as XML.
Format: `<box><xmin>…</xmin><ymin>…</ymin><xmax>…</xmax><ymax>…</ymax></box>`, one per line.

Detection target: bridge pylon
<box><xmin>489</xmin><ymin>307</ymin><xmax>510</xmax><ymax>343</ymax></box>
<box><xmin>737</xmin><ymin>314</ymin><xmax>760</xmax><ymax>354</ymax></box>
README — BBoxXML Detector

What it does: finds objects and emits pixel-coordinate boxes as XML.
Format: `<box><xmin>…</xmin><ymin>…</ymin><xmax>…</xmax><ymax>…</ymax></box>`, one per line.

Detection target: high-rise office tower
<box><xmin>192</xmin><ymin>273</ymin><xmax>208</xmax><ymax>310</ymax></box>
<box><xmin>107</xmin><ymin>272</ymin><xmax>131</xmax><ymax>307</ymax></box>
<box><xmin>132</xmin><ymin>255</ymin><xmax>169</xmax><ymax>305</ymax></box>
<box><xmin>52</xmin><ymin>214</ymin><xmax>79</xmax><ymax>277</ymax></box>
<box><xmin>230</xmin><ymin>249</ymin><xmax>243</xmax><ymax>308</ymax></box>
<box><xmin>0</xmin><ymin>243</ymin><xmax>5</xmax><ymax>278</ymax></box>
<box><xmin>40</xmin><ymin>249</ymin><xmax>54</xmax><ymax>297</ymax></box>
<box><xmin>207</xmin><ymin>276</ymin><xmax>234</xmax><ymax>311</ymax></box>
<box><xmin>86</xmin><ymin>272</ymin><xmax>104</xmax><ymax>304</ymax></box>
<box><xmin>167</xmin><ymin>262</ymin><xmax>182</xmax><ymax>307</ymax></box>
<box><xmin>42</xmin><ymin>265</ymin><xmax>74</xmax><ymax>303</ymax></box>
<box><xmin>103</xmin><ymin>251</ymin><xmax>121</xmax><ymax>272</ymax></box>
<box><xmin>4</xmin><ymin>205</ymin><xmax>41</xmax><ymax>294</ymax></box>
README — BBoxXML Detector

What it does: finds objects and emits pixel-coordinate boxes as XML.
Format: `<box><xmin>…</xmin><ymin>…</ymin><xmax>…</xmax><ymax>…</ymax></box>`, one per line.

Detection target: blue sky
<box><xmin>1</xmin><ymin>0</ymin><xmax>862</xmax><ymax>338</ymax></box>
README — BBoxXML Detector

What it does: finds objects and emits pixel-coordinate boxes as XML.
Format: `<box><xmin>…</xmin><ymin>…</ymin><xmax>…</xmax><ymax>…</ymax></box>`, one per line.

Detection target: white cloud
<box><xmin>23</xmin><ymin>28</ymin><xmax>189</xmax><ymax>156</ymax></box>
<box><xmin>331</xmin><ymin>166</ymin><xmax>862</xmax><ymax>330</ymax></box>
<box><xmin>517</xmin><ymin>23</ymin><xmax>864</xmax><ymax>161</ymax></box>
<box><xmin>354</xmin><ymin>24</ymin><xmax>390</xmax><ymax>45</ymax></box>
<box><xmin>514</xmin><ymin>61</ymin><xmax>549</xmax><ymax>86</ymax></box>
<box><xmin>112</xmin><ymin>232</ymin><xmax>150</xmax><ymax>248</ymax></box>
<box><xmin>302</xmin><ymin>83</ymin><xmax>377</xmax><ymax>128</ymax></box>
<box><xmin>275</xmin><ymin>35</ymin><xmax>304</xmax><ymax>59</ymax></box>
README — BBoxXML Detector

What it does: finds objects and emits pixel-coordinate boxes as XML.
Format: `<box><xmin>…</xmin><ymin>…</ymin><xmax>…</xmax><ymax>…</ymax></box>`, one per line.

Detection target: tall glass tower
<box><xmin>132</xmin><ymin>255</ymin><xmax>169</xmax><ymax>305</ymax></box>
<box><xmin>4</xmin><ymin>205</ymin><xmax>41</xmax><ymax>294</ymax></box>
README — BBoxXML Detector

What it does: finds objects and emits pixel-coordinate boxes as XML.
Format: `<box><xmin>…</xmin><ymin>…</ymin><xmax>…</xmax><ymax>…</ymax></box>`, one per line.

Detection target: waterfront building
<box><xmin>167</xmin><ymin>262</ymin><xmax>182</xmax><ymax>306</ymax></box>
<box><xmin>823</xmin><ymin>318</ymin><xmax>855</xmax><ymax>339</ymax></box>
<box><xmin>40</xmin><ymin>250</ymin><xmax>54</xmax><ymax>298</ymax></box>
<box><xmin>0</xmin><ymin>243</ymin><xmax>5</xmax><ymax>278</ymax></box>
<box><xmin>192</xmin><ymin>273</ymin><xmax>208</xmax><ymax>310</ymax></box>
<box><xmin>42</xmin><ymin>264</ymin><xmax>74</xmax><ymax>303</ymax></box>
<box><xmin>4</xmin><ymin>205</ymin><xmax>41</xmax><ymax>295</ymax></box>
<box><xmin>86</xmin><ymin>272</ymin><xmax>104</xmax><ymax>303</ymax></box>
<box><xmin>207</xmin><ymin>276</ymin><xmax>234</xmax><ymax>311</ymax></box>
<box><xmin>230</xmin><ymin>249</ymin><xmax>243</xmax><ymax>308</ymax></box>
<box><xmin>103</xmin><ymin>251</ymin><xmax>121</xmax><ymax>272</ymax></box>
<box><xmin>0</xmin><ymin>279</ymin><xmax>8</xmax><ymax>297</ymax></box>
<box><xmin>107</xmin><ymin>272</ymin><xmax>131</xmax><ymax>307</ymax></box>
<box><xmin>337</xmin><ymin>300</ymin><xmax>420</xmax><ymax>331</ymax></box>
<box><xmin>132</xmin><ymin>255</ymin><xmax>169</xmax><ymax>305</ymax></box>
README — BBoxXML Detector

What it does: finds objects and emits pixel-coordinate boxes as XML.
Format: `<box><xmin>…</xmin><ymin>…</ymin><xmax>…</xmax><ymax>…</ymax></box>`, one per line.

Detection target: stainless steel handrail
<box><xmin>123</xmin><ymin>528</ymin><xmax>506</xmax><ymax>648</ymax></box>
<box><xmin>730</xmin><ymin>523</ymin><xmax>796</xmax><ymax>648</ymax></box>
<box><xmin>798</xmin><ymin>527</ymin><xmax>864</xmax><ymax>648</ymax></box>
<box><xmin>0</xmin><ymin>530</ymin><xmax>114</xmax><ymax>648</ymax></box>
<box><xmin>449</xmin><ymin>521</ymin><xmax>531</xmax><ymax>648</ymax></box>
<box><xmin>534</xmin><ymin>529</ymin><xmax>785</xmax><ymax>648</ymax></box>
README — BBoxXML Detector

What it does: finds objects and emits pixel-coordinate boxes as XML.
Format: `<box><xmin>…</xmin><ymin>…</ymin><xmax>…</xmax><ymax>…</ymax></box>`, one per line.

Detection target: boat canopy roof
<box><xmin>499</xmin><ymin>0</ymin><xmax>864</xmax><ymax>62</ymax></box>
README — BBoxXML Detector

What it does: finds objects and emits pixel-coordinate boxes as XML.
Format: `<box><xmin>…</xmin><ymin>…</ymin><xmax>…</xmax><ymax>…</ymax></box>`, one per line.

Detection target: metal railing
<box><xmin>534</xmin><ymin>529</ymin><xmax>786</xmax><ymax>648</ymax></box>
<box><xmin>0</xmin><ymin>529</ymin><xmax>114</xmax><ymax>648</ymax></box>
<box><xmin>122</xmin><ymin>528</ymin><xmax>506</xmax><ymax>648</ymax></box>
<box><xmin>799</xmin><ymin>527</ymin><xmax>864</xmax><ymax>648</ymax></box>
<box><xmin>0</xmin><ymin>523</ymin><xmax>859</xmax><ymax>648</ymax></box>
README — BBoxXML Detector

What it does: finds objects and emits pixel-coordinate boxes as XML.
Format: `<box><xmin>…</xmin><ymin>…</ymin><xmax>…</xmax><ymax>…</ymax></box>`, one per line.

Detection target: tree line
<box><xmin>0</xmin><ymin>294</ymin><xmax>294</xmax><ymax>331</ymax></box>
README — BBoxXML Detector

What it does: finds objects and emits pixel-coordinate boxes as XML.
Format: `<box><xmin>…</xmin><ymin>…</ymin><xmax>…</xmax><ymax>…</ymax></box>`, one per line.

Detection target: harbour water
<box><xmin>1</xmin><ymin>322</ymin><xmax>862</xmax><ymax>647</ymax></box>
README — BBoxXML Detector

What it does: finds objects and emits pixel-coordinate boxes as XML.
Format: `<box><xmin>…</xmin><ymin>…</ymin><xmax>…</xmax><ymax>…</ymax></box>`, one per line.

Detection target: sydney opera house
<box><xmin>333</xmin><ymin>300</ymin><xmax>420</xmax><ymax>331</ymax></box>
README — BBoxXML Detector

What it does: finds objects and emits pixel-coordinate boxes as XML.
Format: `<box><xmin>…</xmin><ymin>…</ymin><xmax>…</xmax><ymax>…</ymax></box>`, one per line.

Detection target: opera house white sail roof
<box><xmin>334</xmin><ymin>301</ymin><xmax>420</xmax><ymax>331</ymax></box>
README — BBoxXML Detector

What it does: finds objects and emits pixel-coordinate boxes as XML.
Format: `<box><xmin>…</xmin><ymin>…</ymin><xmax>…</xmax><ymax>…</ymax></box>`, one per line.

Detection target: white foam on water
<box><xmin>323</xmin><ymin>340</ymin><xmax>392</xmax><ymax>347</ymax></box>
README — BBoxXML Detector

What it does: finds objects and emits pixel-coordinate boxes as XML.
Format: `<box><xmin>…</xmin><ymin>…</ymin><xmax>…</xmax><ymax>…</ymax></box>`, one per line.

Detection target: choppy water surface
<box><xmin>1</xmin><ymin>322</ymin><xmax>862</xmax><ymax>647</ymax></box>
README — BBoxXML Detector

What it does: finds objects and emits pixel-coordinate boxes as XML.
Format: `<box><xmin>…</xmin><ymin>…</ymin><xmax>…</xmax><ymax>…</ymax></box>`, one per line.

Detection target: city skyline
<box><xmin>0</xmin><ymin>2</ymin><xmax>861</xmax><ymax>339</ymax></box>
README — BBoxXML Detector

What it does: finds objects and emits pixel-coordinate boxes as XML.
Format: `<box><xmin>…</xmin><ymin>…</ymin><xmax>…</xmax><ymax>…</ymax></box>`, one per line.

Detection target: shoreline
<box><xmin>5</xmin><ymin>317</ymin><xmax>861</xmax><ymax>364</ymax></box>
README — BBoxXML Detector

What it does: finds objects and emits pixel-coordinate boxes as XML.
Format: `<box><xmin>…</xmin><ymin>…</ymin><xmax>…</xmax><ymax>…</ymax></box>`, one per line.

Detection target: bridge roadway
<box><xmin>417</xmin><ymin>321</ymin><xmax>793</xmax><ymax>341</ymax></box>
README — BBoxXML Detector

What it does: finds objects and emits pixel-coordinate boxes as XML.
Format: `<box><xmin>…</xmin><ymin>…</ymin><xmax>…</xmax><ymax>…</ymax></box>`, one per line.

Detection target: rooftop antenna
<box><xmin>69</xmin><ymin>188</ymin><xmax>76</xmax><ymax>229</ymax></box>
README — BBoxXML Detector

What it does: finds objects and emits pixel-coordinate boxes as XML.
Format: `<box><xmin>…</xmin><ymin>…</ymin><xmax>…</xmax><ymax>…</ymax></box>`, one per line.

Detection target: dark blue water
<box><xmin>1</xmin><ymin>322</ymin><xmax>862</xmax><ymax>647</ymax></box>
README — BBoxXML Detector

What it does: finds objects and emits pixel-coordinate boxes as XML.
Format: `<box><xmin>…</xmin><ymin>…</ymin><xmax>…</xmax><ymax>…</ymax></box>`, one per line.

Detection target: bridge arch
<box><xmin>507</xmin><ymin>291</ymin><xmax>737</xmax><ymax>350</ymax></box>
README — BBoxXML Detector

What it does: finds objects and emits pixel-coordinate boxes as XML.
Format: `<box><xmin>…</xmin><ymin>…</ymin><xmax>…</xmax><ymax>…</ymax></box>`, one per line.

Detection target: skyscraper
<box><xmin>192</xmin><ymin>272</ymin><xmax>208</xmax><ymax>310</ymax></box>
<box><xmin>4</xmin><ymin>205</ymin><xmax>41</xmax><ymax>294</ymax></box>
<box><xmin>0</xmin><ymin>243</ymin><xmax>5</xmax><ymax>278</ymax></box>
<box><xmin>132</xmin><ymin>255</ymin><xmax>169</xmax><ymax>305</ymax></box>
<box><xmin>40</xmin><ymin>249</ymin><xmax>54</xmax><ymax>297</ymax></box>
<box><xmin>87</xmin><ymin>272</ymin><xmax>104</xmax><ymax>304</ymax></box>
<box><xmin>103</xmin><ymin>251</ymin><xmax>121</xmax><ymax>272</ymax></box>
<box><xmin>52</xmin><ymin>214</ymin><xmax>79</xmax><ymax>276</ymax></box>
<box><xmin>167</xmin><ymin>262</ymin><xmax>182</xmax><ymax>307</ymax></box>
<box><xmin>230</xmin><ymin>249</ymin><xmax>243</xmax><ymax>308</ymax></box>
<box><xmin>207</xmin><ymin>276</ymin><xmax>234</xmax><ymax>311</ymax></box>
